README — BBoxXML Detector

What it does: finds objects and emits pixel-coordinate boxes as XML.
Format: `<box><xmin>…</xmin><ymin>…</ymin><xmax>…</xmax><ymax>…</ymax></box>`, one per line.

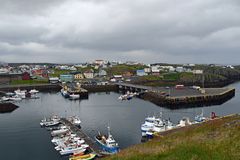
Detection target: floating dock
<box><xmin>60</xmin><ymin>118</ymin><xmax>104</xmax><ymax>157</ymax></box>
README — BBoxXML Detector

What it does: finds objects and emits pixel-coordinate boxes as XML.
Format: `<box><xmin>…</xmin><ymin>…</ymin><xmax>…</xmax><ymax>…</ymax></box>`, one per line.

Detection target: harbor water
<box><xmin>1</xmin><ymin>82</ymin><xmax>240</xmax><ymax>160</ymax></box>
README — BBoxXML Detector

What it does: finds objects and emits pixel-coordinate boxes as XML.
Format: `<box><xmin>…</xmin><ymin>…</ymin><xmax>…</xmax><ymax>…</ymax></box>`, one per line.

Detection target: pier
<box><xmin>60</xmin><ymin>118</ymin><xmax>104</xmax><ymax>157</ymax></box>
<box><xmin>61</xmin><ymin>83</ymin><xmax>89</xmax><ymax>99</ymax></box>
<box><xmin>116</xmin><ymin>83</ymin><xmax>235</xmax><ymax>108</ymax></box>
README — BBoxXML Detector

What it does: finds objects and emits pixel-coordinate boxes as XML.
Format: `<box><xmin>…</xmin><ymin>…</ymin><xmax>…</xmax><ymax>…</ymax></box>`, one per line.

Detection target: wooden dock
<box><xmin>60</xmin><ymin>118</ymin><xmax>104</xmax><ymax>157</ymax></box>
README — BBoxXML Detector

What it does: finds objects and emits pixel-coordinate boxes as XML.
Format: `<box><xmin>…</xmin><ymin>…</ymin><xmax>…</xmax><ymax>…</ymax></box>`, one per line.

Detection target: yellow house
<box><xmin>71</xmin><ymin>72</ymin><xmax>84</xmax><ymax>80</ymax></box>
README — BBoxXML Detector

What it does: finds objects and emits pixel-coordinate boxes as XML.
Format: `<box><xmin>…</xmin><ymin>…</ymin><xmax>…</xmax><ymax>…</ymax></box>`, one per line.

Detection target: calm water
<box><xmin>1</xmin><ymin>82</ymin><xmax>240</xmax><ymax>160</ymax></box>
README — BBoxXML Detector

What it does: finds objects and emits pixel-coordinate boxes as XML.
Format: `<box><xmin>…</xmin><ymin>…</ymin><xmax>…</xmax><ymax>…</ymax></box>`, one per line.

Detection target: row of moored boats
<box><xmin>141</xmin><ymin>110</ymin><xmax>207</xmax><ymax>138</ymax></box>
<box><xmin>40</xmin><ymin>114</ymin><xmax>120</xmax><ymax>159</ymax></box>
<box><xmin>1</xmin><ymin>89</ymin><xmax>39</xmax><ymax>102</ymax></box>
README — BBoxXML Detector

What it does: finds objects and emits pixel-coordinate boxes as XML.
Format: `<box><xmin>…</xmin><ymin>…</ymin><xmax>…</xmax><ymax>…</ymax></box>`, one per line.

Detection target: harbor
<box><xmin>0</xmin><ymin>82</ymin><xmax>240</xmax><ymax>160</ymax></box>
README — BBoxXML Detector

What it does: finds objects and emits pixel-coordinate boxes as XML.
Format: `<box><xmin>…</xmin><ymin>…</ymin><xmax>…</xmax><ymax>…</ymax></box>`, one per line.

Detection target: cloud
<box><xmin>0</xmin><ymin>0</ymin><xmax>240</xmax><ymax>63</ymax></box>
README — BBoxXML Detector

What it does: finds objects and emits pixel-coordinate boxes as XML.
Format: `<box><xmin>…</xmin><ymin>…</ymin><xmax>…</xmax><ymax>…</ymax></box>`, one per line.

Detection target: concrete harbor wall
<box><xmin>141</xmin><ymin>88</ymin><xmax>235</xmax><ymax>109</ymax></box>
<box><xmin>0</xmin><ymin>84</ymin><xmax>61</xmax><ymax>92</ymax></box>
<box><xmin>82</xmin><ymin>84</ymin><xmax>118</xmax><ymax>92</ymax></box>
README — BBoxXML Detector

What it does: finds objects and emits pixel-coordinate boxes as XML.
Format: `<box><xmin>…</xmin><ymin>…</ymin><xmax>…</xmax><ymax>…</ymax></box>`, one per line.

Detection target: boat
<box><xmin>29</xmin><ymin>89</ymin><xmax>39</xmax><ymax>94</ymax></box>
<box><xmin>194</xmin><ymin>109</ymin><xmax>206</xmax><ymax>123</ymax></box>
<box><xmin>118</xmin><ymin>91</ymin><xmax>136</xmax><ymax>101</ymax></box>
<box><xmin>1</xmin><ymin>96</ymin><xmax>10</xmax><ymax>101</ymax></box>
<box><xmin>40</xmin><ymin>115</ymin><xmax>61</xmax><ymax>127</ymax></box>
<box><xmin>14</xmin><ymin>89</ymin><xmax>26</xmax><ymax>99</ymax></box>
<box><xmin>5</xmin><ymin>92</ymin><xmax>15</xmax><ymax>96</ymax></box>
<box><xmin>68</xmin><ymin>116</ymin><xmax>81</xmax><ymax>127</ymax></box>
<box><xmin>141</xmin><ymin>116</ymin><xmax>156</xmax><ymax>136</ymax></box>
<box><xmin>69</xmin><ymin>94</ymin><xmax>80</xmax><ymax>100</ymax></box>
<box><xmin>9</xmin><ymin>96</ymin><xmax>22</xmax><ymax>101</ymax></box>
<box><xmin>177</xmin><ymin>117</ymin><xmax>192</xmax><ymax>127</ymax></box>
<box><xmin>51</xmin><ymin>128</ymin><xmax>69</xmax><ymax>137</ymax></box>
<box><xmin>60</xmin><ymin>146</ymin><xmax>87</xmax><ymax>156</ymax></box>
<box><xmin>69</xmin><ymin>153</ymin><xmax>96</xmax><ymax>160</ymax></box>
<box><xmin>95</xmin><ymin>126</ymin><xmax>119</xmax><ymax>154</ymax></box>
<box><xmin>61</xmin><ymin>89</ymin><xmax>70</xmax><ymax>98</ymax></box>
<box><xmin>30</xmin><ymin>94</ymin><xmax>40</xmax><ymax>99</ymax></box>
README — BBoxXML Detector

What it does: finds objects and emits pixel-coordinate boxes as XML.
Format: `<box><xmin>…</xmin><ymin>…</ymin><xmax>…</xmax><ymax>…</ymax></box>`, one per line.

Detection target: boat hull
<box><xmin>95</xmin><ymin>137</ymin><xmax>119</xmax><ymax>154</ymax></box>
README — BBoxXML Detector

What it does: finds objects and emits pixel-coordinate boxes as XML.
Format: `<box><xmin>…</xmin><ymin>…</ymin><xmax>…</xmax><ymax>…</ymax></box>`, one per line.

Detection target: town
<box><xmin>0</xmin><ymin>60</ymin><xmax>238</xmax><ymax>88</ymax></box>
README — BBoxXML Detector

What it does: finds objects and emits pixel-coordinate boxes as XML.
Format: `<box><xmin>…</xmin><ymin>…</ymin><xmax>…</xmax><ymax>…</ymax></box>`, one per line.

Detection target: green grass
<box><xmin>163</xmin><ymin>73</ymin><xmax>180</xmax><ymax>81</ymax></box>
<box><xmin>106</xmin><ymin>64</ymin><xmax>146</xmax><ymax>75</ymax></box>
<box><xmin>49</xmin><ymin>69</ymin><xmax>71</xmax><ymax>77</ymax></box>
<box><xmin>10</xmin><ymin>79</ymin><xmax>49</xmax><ymax>85</ymax></box>
<box><xmin>106</xmin><ymin>114</ymin><xmax>240</xmax><ymax>160</ymax></box>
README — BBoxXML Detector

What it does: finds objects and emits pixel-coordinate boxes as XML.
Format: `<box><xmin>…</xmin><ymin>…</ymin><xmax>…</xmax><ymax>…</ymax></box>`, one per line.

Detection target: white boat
<box><xmin>40</xmin><ymin>115</ymin><xmax>61</xmax><ymax>127</ymax></box>
<box><xmin>59</xmin><ymin>146</ymin><xmax>87</xmax><ymax>156</ymax></box>
<box><xmin>51</xmin><ymin>128</ymin><xmax>69</xmax><ymax>137</ymax></box>
<box><xmin>9</xmin><ymin>96</ymin><xmax>22</xmax><ymax>101</ymax></box>
<box><xmin>29</xmin><ymin>89</ymin><xmax>39</xmax><ymax>94</ymax></box>
<box><xmin>61</xmin><ymin>89</ymin><xmax>69</xmax><ymax>98</ymax></box>
<box><xmin>177</xmin><ymin>117</ymin><xmax>192</xmax><ymax>127</ymax></box>
<box><xmin>68</xmin><ymin>116</ymin><xmax>81</xmax><ymax>127</ymax></box>
<box><xmin>69</xmin><ymin>94</ymin><xmax>80</xmax><ymax>100</ymax></box>
<box><xmin>194</xmin><ymin>109</ymin><xmax>206</xmax><ymax>123</ymax></box>
<box><xmin>1</xmin><ymin>96</ymin><xmax>10</xmax><ymax>101</ymax></box>
<box><xmin>5</xmin><ymin>92</ymin><xmax>15</xmax><ymax>96</ymax></box>
<box><xmin>14</xmin><ymin>89</ymin><xmax>26</xmax><ymax>99</ymax></box>
<box><xmin>30</xmin><ymin>94</ymin><xmax>40</xmax><ymax>99</ymax></box>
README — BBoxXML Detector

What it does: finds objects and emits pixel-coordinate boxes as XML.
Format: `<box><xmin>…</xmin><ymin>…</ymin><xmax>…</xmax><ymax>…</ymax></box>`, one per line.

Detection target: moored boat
<box><xmin>95</xmin><ymin>126</ymin><xmax>119</xmax><ymax>154</ymax></box>
<box><xmin>69</xmin><ymin>94</ymin><xmax>80</xmax><ymax>100</ymax></box>
<box><xmin>69</xmin><ymin>153</ymin><xmax>96</xmax><ymax>160</ymax></box>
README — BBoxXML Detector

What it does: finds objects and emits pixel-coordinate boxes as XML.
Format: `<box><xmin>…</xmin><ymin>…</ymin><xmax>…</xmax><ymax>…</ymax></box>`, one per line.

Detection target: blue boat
<box><xmin>95</xmin><ymin>126</ymin><xmax>120</xmax><ymax>154</ymax></box>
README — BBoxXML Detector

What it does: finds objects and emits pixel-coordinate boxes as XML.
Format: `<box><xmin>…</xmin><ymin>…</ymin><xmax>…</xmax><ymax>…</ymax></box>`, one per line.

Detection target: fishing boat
<box><xmin>69</xmin><ymin>94</ymin><xmax>80</xmax><ymax>100</ymax></box>
<box><xmin>69</xmin><ymin>153</ymin><xmax>96</xmax><ymax>160</ymax></box>
<box><xmin>95</xmin><ymin>126</ymin><xmax>119</xmax><ymax>154</ymax></box>
<box><xmin>9</xmin><ymin>96</ymin><xmax>22</xmax><ymax>101</ymax></box>
<box><xmin>51</xmin><ymin>128</ymin><xmax>69</xmax><ymax>137</ymax></box>
<box><xmin>68</xmin><ymin>116</ymin><xmax>81</xmax><ymax>127</ymax></box>
<box><xmin>1</xmin><ymin>96</ymin><xmax>10</xmax><ymax>101</ymax></box>
<box><xmin>194</xmin><ymin>109</ymin><xmax>206</xmax><ymax>123</ymax></box>
<box><xmin>60</xmin><ymin>146</ymin><xmax>87</xmax><ymax>156</ymax></box>
<box><xmin>5</xmin><ymin>92</ymin><xmax>15</xmax><ymax>96</ymax></box>
<box><xmin>177</xmin><ymin>117</ymin><xmax>192</xmax><ymax>127</ymax></box>
<box><xmin>14</xmin><ymin>89</ymin><xmax>26</xmax><ymax>99</ymax></box>
<box><xmin>29</xmin><ymin>89</ymin><xmax>39</xmax><ymax>94</ymax></box>
<box><xmin>61</xmin><ymin>89</ymin><xmax>70</xmax><ymax>98</ymax></box>
<box><xmin>141</xmin><ymin>116</ymin><xmax>156</xmax><ymax>136</ymax></box>
<box><xmin>40</xmin><ymin>115</ymin><xmax>61</xmax><ymax>127</ymax></box>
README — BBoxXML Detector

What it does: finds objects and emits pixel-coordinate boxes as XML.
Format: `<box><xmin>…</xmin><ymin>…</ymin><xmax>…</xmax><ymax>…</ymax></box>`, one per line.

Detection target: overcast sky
<box><xmin>0</xmin><ymin>0</ymin><xmax>240</xmax><ymax>64</ymax></box>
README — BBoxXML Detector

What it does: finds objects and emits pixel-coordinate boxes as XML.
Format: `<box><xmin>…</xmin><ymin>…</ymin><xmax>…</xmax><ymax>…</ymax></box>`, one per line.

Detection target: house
<box><xmin>84</xmin><ymin>69</ymin><xmax>94</xmax><ymax>79</ymax></box>
<box><xmin>70</xmin><ymin>72</ymin><xmax>84</xmax><ymax>80</ymax></box>
<box><xmin>122</xmin><ymin>71</ymin><xmax>133</xmax><ymax>78</ymax></box>
<box><xmin>176</xmin><ymin>67</ymin><xmax>184</xmax><ymax>73</ymax></box>
<box><xmin>22</xmin><ymin>72</ymin><xmax>31</xmax><ymax>80</ymax></box>
<box><xmin>136</xmin><ymin>70</ymin><xmax>146</xmax><ymax>76</ymax></box>
<box><xmin>60</xmin><ymin>74</ymin><xmax>74</xmax><ymax>82</ymax></box>
<box><xmin>31</xmin><ymin>69</ymin><xmax>48</xmax><ymax>78</ymax></box>
<box><xmin>192</xmin><ymin>70</ymin><xmax>203</xmax><ymax>74</ymax></box>
<box><xmin>95</xmin><ymin>60</ymin><xmax>105</xmax><ymax>66</ymax></box>
<box><xmin>98</xmin><ymin>69</ymin><xmax>107</xmax><ymax>77</ymax></box>
<box><xmin>49</xmin><ymin>77</ymin><xmax>59</xmax><ymax>84</ymax></box>
<box><xmin>144</xmin><ymin>68</ymin><xmax>151</xmax><ymax>73</ymax></box>
<box><xmin>151</xmin><ymin>66</ymin><xmax>160</xmax><ymax>73</ymax></box>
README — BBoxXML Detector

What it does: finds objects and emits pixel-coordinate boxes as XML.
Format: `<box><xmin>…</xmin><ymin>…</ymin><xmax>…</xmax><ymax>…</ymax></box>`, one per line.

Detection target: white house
<box><xmin>99</xmin><ymin>69</ymin><xmax>107</xmax><ymax>76</ymax></box>
<box><xmin>84</xmin><ymin>69</ymin><xmax>94</xmax><ymax>79</ymax></box>
<box><xmin>176</xmin><ymin>67</ymin><xmax>184</xmax><ymax>73</ymax></box>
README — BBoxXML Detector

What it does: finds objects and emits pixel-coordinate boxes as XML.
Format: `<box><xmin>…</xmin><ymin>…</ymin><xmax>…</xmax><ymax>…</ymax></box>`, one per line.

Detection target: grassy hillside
<box><xmin>105</xmin><ymin>114</ymin><xmax>240</xmax><ymax>160</ymax></box>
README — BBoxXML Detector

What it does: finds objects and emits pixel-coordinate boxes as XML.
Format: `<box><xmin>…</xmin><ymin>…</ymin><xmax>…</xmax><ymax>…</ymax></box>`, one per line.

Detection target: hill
<box><xmin>105</xmin><ymin>114</ymin><xmax>240</xmax><ymax>160</ymax></box>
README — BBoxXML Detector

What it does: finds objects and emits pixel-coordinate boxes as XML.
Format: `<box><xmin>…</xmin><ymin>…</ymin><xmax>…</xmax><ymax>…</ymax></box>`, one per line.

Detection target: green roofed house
<box><xmin>60</xmin><ymin>74</ymin><xmax>74</xmax><ymax>82</ymax></box>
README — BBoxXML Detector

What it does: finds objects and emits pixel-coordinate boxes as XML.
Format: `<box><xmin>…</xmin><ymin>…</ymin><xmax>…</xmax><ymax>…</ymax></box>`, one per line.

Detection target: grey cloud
<box><xmin>0</xmin><ymin>0</ymin><xmax>240</xmax><ymax>63</ymax></box>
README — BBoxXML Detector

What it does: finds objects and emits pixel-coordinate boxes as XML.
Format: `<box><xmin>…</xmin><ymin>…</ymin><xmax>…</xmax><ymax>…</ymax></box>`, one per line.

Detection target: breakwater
<box><xmin>141</xmin><ymin>88</ymin><xmax>235</xmax><ymax>109</ymax></box>
<box><xmin>117</xmin><ymin>83</ymin><xmax>235</xmax><ymax>109</ymax></box>
<box><xmin>0</xmin><ymin>84</ymin><xmax>61</xmax><ymax>92</ymax></box>
<box><xmin>82</xmin><ymin>84</ymin><xmax>118</xmax><ymax>92</ymax></box>
<box><xmin>0</xmin><ymin>103</ymin><xmax>19</xmax><ymax>113</ymax></box>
